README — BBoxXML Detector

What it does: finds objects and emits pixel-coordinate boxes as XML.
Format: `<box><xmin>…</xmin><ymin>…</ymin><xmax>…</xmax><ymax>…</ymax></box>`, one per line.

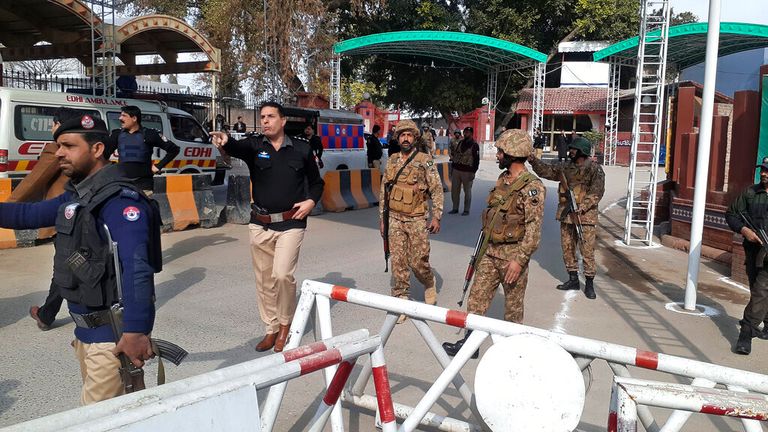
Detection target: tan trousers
<box><xmin>73</xmin><ymin>340</ymin><xmax>123</xmax><ymax>405</ymax></box>
<box><xmin>249</xmin><ymin>224</ymin><xmax>305</xmax><ymax>333</ymax></box>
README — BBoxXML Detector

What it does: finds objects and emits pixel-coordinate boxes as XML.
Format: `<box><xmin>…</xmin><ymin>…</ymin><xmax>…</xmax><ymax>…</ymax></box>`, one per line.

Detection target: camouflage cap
<box><xmin>569</xmin><ymin>136</ymin><xmax>592</xmax><ymax>156</ymax></box>
<box><xmin>495</xmin><ymin>129</ymin><xmax>532</xmax><ymax>158</ymax></box>
<box><xmin>394</xmin><ymin>119</ymin><xmax>420</xmax><ymax>138</ymax></box>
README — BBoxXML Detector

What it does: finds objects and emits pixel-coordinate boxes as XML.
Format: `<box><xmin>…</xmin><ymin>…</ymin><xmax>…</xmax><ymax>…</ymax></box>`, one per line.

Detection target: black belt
<box><xmin>70</xmin><ymin>310</ymin><xmax>112</xmax><ymax>329</ymax></box>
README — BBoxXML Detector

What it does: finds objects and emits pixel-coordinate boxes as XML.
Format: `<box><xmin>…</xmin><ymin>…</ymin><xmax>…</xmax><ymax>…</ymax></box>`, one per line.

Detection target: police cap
<box><xmin>53</xmin><ymin>115</ymin><xmax>108</xmax><ymax>141</ymax></box>
<box><xmin>757</xmin><ymin>157</ymin><xmax>768</xmax><ymax>170</ymax></box>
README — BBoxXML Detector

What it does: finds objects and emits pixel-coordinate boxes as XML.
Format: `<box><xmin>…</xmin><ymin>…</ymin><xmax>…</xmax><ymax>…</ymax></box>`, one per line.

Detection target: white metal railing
<box><xmin>0</xmin><ymin>330</ymin><xmax>387</xmax><ymax>432</ymax></box>
<box><xmin>278</xmin><ymin>280</ymin><xmax>768</xmax><ymax>432</ymax></box>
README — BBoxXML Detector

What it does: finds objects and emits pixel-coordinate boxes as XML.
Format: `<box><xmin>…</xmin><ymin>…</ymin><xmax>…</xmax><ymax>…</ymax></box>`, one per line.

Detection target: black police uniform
<box><xmin>106</xmin><ymin>127</ymin><xmax>180</xmax><ymax>191</ymax></box>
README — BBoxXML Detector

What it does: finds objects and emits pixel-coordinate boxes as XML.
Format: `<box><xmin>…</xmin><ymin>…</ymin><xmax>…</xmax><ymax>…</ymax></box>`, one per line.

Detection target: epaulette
<box><xmin>120</xmin><ymin>187</ymin><xmax>141</xmax><ymax>201</ymax></box>
<box><xmin>292</xmin><ymin>135</ymin><xmax>309</xmax><ymax>143</ymax></box>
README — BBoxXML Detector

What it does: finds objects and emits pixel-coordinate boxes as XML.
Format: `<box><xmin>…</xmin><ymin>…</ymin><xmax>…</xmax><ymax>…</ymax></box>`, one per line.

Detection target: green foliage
<box><xmin>581</xmin><ymin>130</ymin><xmax>605</xmax><ymax>146</ymax></box>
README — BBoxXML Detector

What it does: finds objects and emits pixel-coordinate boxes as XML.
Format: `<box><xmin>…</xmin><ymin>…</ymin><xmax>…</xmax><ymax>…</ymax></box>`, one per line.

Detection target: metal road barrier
<box><xmin>268</xmin><ymin>280</ymin><xmax>768</xmax><ymax>432</ymax></box>
<box><xmin>610</xmin><ymin>377</ymin><xmax>768</xmax><ymax>431</ymax></box>
<box><xmin>0</xmin><ymin>330</ymin><xmax>388</xmax><ymax>432</ymax></box>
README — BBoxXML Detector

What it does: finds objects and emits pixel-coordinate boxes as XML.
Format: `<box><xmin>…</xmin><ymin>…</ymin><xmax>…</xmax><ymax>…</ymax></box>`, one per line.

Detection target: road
<box><xmin>1</xmin><ymin>158</ymin><xmax>766</xmax><ymax>431</ymax></box>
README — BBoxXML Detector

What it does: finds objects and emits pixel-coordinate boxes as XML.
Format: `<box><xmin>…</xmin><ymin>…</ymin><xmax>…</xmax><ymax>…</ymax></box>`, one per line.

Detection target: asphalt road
<box><xmin>1</xmin><ymin>159</ymin><xmax>765</xmax><ymax>431</ymax></box>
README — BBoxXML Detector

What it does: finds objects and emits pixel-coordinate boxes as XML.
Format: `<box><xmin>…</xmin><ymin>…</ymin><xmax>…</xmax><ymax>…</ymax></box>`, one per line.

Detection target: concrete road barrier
<box><xmin>153</xmin><ymin>174</ymin><xmax>217</xmax><ymax>232</ymax></box>
<box><xmin>225</xmin><ymin>175</ymin><xmax>252</xmax><ymax>224</ymax></box>
<box><xmin>435</xmin><ymin>162</ymin><xmax>452</xmax><ymax>192</ymax></box>
<box><xmin>321</xmin><ymin>169</ymin><xmax>381</xmax><ymax>213</ymax></box>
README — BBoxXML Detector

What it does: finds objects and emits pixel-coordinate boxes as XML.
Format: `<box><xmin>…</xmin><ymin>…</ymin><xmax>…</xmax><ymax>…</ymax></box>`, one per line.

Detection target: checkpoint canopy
<box><xmin>329</xmin><ymin>30</ymin><xmax>548</xmax><ymax>135</ymax></box>
<box><xmin>592</xmin><ymin>21</ymin><xmax>768</xmax><ymax>246</ymax></box>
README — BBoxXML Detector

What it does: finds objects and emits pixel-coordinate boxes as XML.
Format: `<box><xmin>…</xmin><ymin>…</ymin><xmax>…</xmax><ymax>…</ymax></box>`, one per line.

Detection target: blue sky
<box><xmin>670</xmin><ymin>0</ymin><xmax>768</xmax><ymax>25</ymax></box>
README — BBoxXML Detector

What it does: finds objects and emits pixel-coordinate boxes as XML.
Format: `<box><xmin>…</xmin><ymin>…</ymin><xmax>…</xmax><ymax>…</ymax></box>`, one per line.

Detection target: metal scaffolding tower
<box><xmin>89</xmin><ymin>0</ymin><xmax>117</xmax><ymax>97</ymax></box>
<box><xmin>603</xmin><ymin>60</ymin><xmax>622</xmax><ymax>166</ymax></box>
<box><xmin>530</xmin><ymin>62</ymin><xmax>546</xmax><ymax>136</ymax></box>
<box><xmin>486</xmin><ymin>66</ymin><xmax>498</xmax><ymax>112</ymax></box>
<box><xmin>330</xmin><ymin>54</ymin><xmax>341</xmax><ymax>109</ymax></box>
<box><xmin>624</xmin><ymin>0</ymin><xmax>672</xmax><ymax>246</ymax></box>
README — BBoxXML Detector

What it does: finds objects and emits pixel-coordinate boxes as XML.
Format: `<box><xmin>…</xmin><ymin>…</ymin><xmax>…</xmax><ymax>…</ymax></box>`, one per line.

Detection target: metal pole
<box><xmin>683</xmin><ymin>0</ymin><xmax>721</xmax><ymax>311</ymax></box>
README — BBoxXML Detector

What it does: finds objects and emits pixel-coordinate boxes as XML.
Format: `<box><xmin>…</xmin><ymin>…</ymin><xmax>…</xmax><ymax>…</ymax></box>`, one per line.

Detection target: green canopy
<box><xmin>593</xmin><ymin>22</ymin><xmax>768</xmax><ymax>69</ymax></box>
<box><xmin>334</xmin><ymin>31</ymin><xmax>547</xmax><ymax>71</ymax></box>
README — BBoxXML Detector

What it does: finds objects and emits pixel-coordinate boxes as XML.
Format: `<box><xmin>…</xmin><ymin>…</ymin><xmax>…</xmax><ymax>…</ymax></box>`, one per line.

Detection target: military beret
<box><xmin>53</xmin><ymin>114</ymin><xmax>108</xmax><ymax>141</ymax></box>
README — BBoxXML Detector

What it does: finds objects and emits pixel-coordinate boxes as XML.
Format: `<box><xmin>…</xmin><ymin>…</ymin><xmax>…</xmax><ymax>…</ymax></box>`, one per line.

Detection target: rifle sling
<box><xmin>388</xmin><ymin>150</ymin><xmax>419</xmax><ymax>191</ymax></box>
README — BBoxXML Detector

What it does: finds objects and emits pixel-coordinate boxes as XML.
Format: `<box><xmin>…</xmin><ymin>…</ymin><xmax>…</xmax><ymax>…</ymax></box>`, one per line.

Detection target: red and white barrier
<box><xmin>268</xmin><ymin>280</ymin><xmax>768</xmax><ymax>432</ymax></box>
<box><xmin>610</xmin><ymin>377</ymin><xmax>768</xmax><ymax>431</ymax></box>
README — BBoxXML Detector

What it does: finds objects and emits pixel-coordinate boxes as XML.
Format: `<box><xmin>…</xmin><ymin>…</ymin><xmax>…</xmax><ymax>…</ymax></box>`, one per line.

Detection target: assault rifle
<box><xmin>383</xmin><ymin>183</ymin><xmax>392</xmax><ymax>272</ymax></box>
<box><xmin>559</xmin><ymin>172</ymin><xmax>584</xmax><ymax>242</ymax></box>
<box><xmin>458</xmin><ymin>230</ymin><xmax>485</xmax><ymax>307</ymax></box>
<box><xmin>103</xmin><ymin>225</ymin><xmax>188</xmax><ymax>393</ymax></box>
<box><xmin>739</xmin><ymin>212</ymin><xmax>768</xmax><ymax>266</ymax></box>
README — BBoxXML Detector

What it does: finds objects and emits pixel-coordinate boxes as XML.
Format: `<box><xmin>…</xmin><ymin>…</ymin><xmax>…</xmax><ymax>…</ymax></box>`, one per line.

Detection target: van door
<box><xmin>167</xmin><ymin>114</ymin><xmax>216</xmax><ymax>174</ymax></box>
<box><xmin>10</xmin><ymin>105</ymin><xmax>101</xmax><ymax>177</ymax></box>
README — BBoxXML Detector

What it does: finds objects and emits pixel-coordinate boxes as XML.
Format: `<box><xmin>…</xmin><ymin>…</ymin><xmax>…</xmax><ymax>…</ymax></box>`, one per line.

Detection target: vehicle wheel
<box><xmin>336</xmin><ymin>164</ymin><xmax>349</xmax><ymax>170</ymax></box>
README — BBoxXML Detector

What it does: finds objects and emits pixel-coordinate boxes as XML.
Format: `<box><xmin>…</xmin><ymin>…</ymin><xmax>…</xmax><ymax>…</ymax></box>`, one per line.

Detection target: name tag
<box><xmin>258</xmin><ymin>151</ymin><xmax>270</xmax><ymax>159</ymax></box>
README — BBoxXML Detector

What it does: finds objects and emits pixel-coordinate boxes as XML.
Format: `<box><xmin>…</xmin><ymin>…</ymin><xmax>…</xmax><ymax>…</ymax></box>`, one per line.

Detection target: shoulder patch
<box><xmin>120</xmin><ymin>187</ymin><xmax>140</xmax><ymax>201</ymax></box>
<box><xmin>528</xmin><ymin>189</ymin><xmax>538</xmax><ymax>197</ymax></box>
<box><xmin>123</xmin><ymin>206</ymin><xmax>141</xmax><ymax>222</ymax></box>
<box><xmin>426</xmin><ymin>160</ymin><xmax>434</xmax><ymax>167</ymax></box>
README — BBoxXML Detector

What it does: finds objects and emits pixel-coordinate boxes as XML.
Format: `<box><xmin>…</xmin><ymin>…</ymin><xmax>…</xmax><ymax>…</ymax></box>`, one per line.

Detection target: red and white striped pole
<box><xmin>307</xmin><ymin>281</ymin><xmax>768</xmax><ymax>394</ymax></box>
<box><xmin>371</xmin><ymin>345</ymin><xmax>397</xmax><ymax>432</ymax></box>
<box><xmin>307</xmin><ymin>359</ymin><xmax>357</xmax><ymax>432</ymax></box>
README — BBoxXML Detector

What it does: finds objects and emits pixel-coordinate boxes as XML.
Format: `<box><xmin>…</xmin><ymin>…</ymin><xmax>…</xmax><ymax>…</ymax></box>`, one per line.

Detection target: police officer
<box><xmin>210</xmin><ymin>102</ymin><xmax>324</xmax><ymax>353</ymax></box>
<box><xmin>529</xmin><ymin>136</ymin><xmax>605</xmax><ymax>299</ymax></box>
<box><xmin>443</xmin><ymin>130</ymin><xmax>546</xmax><ymax>357</ymax></box>
<box><xmin>379</xmin><ymin>120</ymin><xmax>444</xmax><ymax>323</ymax></box>
<box><xmin>0</xmin><ymin>115</ymin><xmax>161</xmax><ymax>404</ymax></box>
<box><xmin>726</xmin><ymin>157</ymin><xmax>768</xmax><ymax>355</ymax></box>
<box><xmin>106</xmin><ymin>105</ymin><xmax>180</xmax><ymax>192</ymax></box>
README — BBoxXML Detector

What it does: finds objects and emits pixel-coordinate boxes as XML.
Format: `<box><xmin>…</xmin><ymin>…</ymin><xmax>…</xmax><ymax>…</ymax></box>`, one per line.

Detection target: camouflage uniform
<box><xmin>529</xmin><ymin>157</ymin><xmax>605</xmax><ymax>277</ymax></box>
<box><xmin>466</xmin><ymin>170</ymin><xmax>546</xmax><ymax>322</ymax></box>
<box><xmin>380</xmin><ymin>146</ymin><xmax>444</xmax><ymax>300</ymax></box>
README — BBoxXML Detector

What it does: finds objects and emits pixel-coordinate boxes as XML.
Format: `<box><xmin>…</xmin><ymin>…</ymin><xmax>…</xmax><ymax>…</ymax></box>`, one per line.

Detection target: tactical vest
<box><xmin>482</xmin><ymin>172</ymin><xmax>534</xmax><ymax>244</ymax></box>
<box><xmin>387</xmin><ymin>155</ymin><xmax>428</xmax><ymax>216</ymax></box>
<box><xmin>53</xmin><ymin>172</ymin><xmax>162</xmax><ymax>308</ymax></box>
<box><xmin>452</xmin><ymin>141</ymin><xmax>474</xmax><ymax>166</ymax></box>
<box><xmin>118</xmin><ymin>129</ymin><xmax>152</xmax><ymax>163</ymax></box>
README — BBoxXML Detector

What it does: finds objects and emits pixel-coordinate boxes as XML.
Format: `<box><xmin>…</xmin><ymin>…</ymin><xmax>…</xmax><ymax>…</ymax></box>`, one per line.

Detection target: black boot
<box><xmin>556</xmin><ymin>272</ymin><xmax>580</xmax><ymax>291</ymax></box>
<box><xmin>442</xmin><ymin>331</ymin><xmax>479</xmax><ymax>359</ymax></box>
<box><xmin>735</xmin><ymin>326</ymin><xmax>753</xmax><ymax>355</ymax></box>
<box><xmin>584</xmin><ymin>277</ymin><xmax>596</xmax><ymax>299</ymax></box>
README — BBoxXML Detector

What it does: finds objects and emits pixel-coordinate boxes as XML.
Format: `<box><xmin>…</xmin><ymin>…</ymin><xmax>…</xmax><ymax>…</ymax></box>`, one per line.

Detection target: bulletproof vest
<box><xmin>118</xmin><ymin>129</ymin><xmax>152</xmax><ymax>163</ymax></box>
<box><xmin>453</xmin><ymin>141</ymin><xmax>474</xmax><ymax>166</ymax></box>
<box><xmin>53</xmin><ymin>172</ymin><xmax>162</xmax><ymax>308</ymax></box>
<box><xmin>482</xmin><ymin>172</ymin><xmax>534</xmax><ymax>244</ymax></box>
<box><xmin>387</xmin><ymin>154</ymin><xmax>428</xmax><ymax>216</ymax></box>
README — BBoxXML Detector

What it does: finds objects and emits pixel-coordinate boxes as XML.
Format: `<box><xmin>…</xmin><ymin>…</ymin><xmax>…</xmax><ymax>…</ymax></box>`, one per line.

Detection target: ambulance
<box><xmin>0</xmin><ymin>88</ymin><xmax>218</xmax><ymax>179</ymax></box>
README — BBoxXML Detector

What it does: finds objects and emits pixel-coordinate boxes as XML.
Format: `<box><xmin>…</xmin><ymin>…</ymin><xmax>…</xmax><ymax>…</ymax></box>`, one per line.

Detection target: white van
<box><xmin>0</xmin><ymin>88</ymin><xmax>217</xmax><ymax>179</ymax></box>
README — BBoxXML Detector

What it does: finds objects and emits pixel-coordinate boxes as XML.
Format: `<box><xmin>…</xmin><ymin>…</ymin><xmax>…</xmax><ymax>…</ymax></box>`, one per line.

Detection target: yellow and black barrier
<box><xmin>152</xmin><ymin>174</ymin><xmax>218</xmax><ymax>232</ymax></box>
<box><xmin>435</xmin><ymin>162</ymin><xmax>452</xmax><ymax>192</ymax></box>
<box><xmin>321</xmin><ymin>168</ymin><xmax>382</xmax><ymax>213</ymax></box>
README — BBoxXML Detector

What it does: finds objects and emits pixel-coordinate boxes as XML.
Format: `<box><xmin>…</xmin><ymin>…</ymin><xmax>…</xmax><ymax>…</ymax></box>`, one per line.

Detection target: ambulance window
<box><xmin>14</xmin><ymin>106</ymin><xmax>101</xmax><ymax>141</ymax></box>
<box><xmin>170</xmin><ymin>115</ymin><xmax>208</xmax><ymax>143</ymax></box>
<box><xmin>106</xmin><ymin>112</ymin><xmax>164</xmax><ymax>133</ymax></box>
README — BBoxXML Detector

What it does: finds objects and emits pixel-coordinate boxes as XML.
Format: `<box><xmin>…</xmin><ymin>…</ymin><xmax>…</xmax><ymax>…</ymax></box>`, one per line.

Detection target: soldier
<box><xmin>380</xmin><ymin>120</ymin><xmax>444</xmax><ymax>323</ymax></box>
<box><xmin>421</xmin><ymin>124</ymin><xmax>436</xmax><ymax>156</ymax></box>
<box><xmin>529</xmin><ymin>137</ymin><xmax>605</xmax><ymax>299</ymax></box>
<box><xmin>725</xmin><ymin>157</ymin><xmax>768</xmax><ymax>355</ymax></box>
<box><xmin>442</xmin><ymin>129</ymin><xmax>546</xmax><ymax>357</ymax></box>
